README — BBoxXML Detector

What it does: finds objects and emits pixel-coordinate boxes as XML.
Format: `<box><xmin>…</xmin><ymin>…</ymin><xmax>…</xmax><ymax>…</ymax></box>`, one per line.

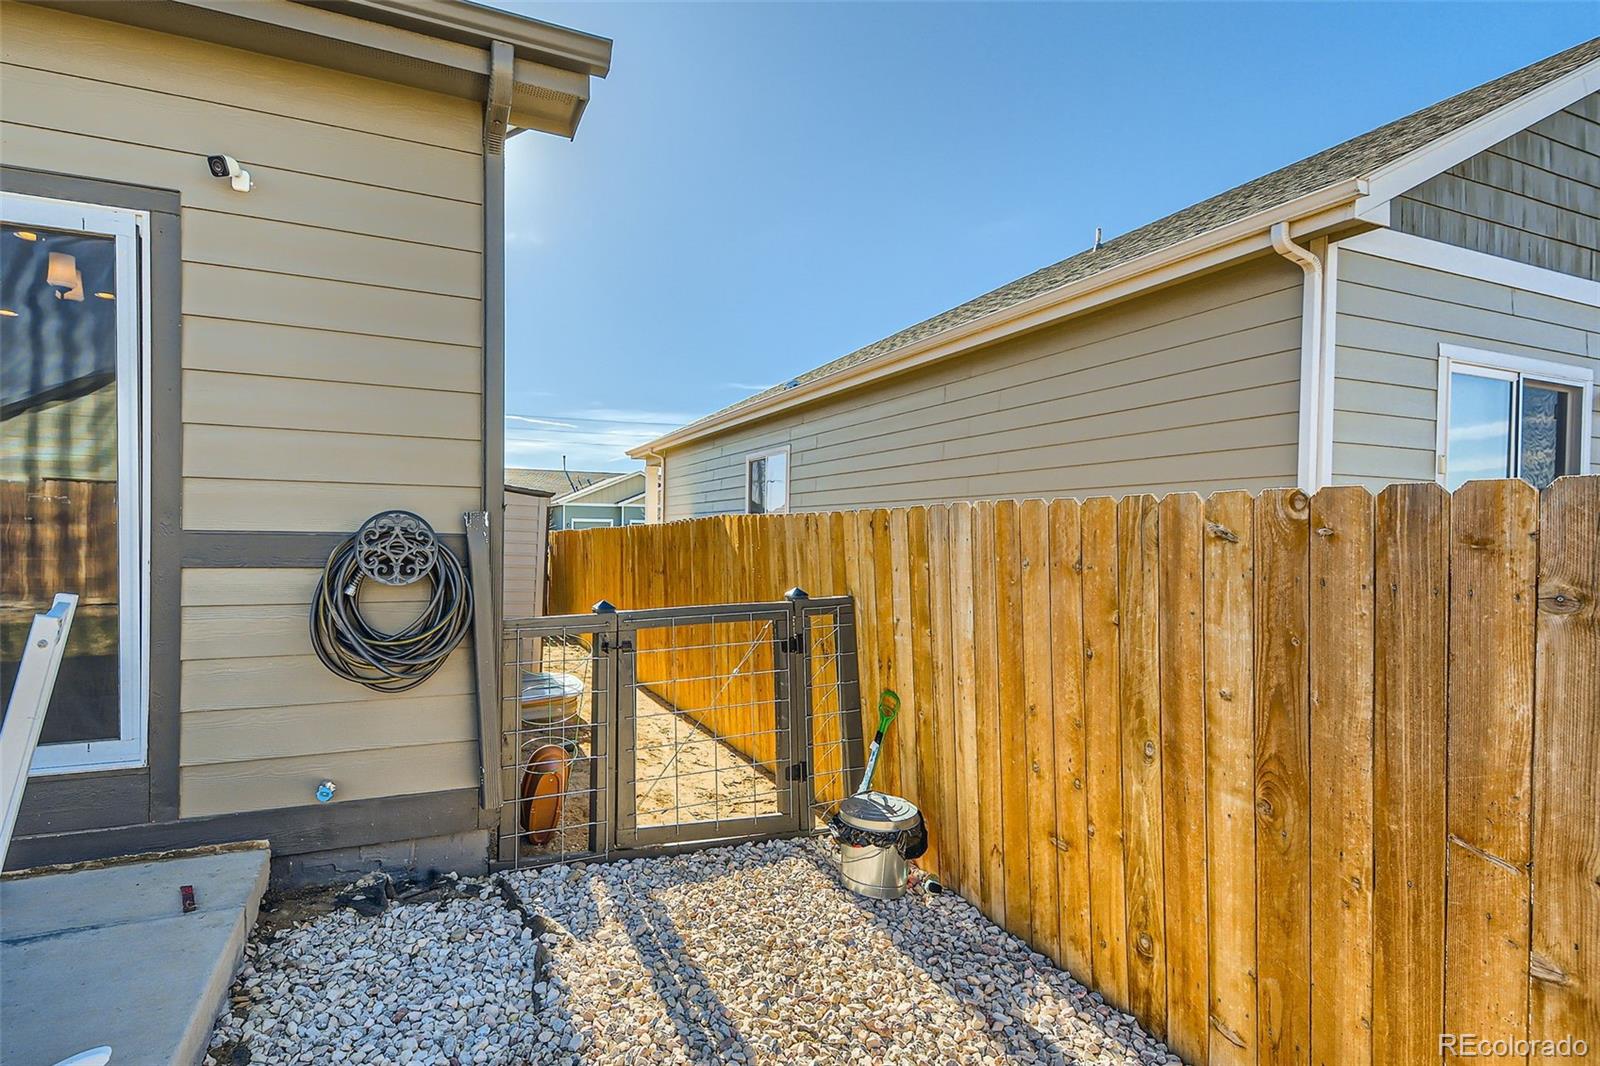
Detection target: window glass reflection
<box><xmin>1445</xmin><ymin>371</ymin><xmax>1512</xmax><ymax>492</ymax></box>
<box><xmin>1</xmin><ymin>223</ymin><xmax>122</xmax><ymax>743</ymax></box>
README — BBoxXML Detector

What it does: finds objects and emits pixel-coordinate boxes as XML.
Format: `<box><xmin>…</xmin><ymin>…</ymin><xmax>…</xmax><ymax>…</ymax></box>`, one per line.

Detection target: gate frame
<box><xmin>496</xmin><ymin>594</ymin><xmax>863</xmax><ymax>868</ymax></box>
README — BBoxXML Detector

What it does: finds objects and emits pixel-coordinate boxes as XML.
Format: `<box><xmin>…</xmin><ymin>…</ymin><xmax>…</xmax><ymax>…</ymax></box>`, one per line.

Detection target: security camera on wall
<box><xmin>206</xmin><ymin>153</ymin><xmax>251</xmax><ymax>193</ymax></box>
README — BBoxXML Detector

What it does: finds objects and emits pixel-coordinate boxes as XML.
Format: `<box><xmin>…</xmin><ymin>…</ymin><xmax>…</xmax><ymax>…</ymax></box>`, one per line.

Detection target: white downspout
<box><xmin>1272</xmin><ymin>222</ymin><xmax>1325</xmax><ymax>493</ymax></box>
<box><xmin>642</xmin><ymin>449</ymin><xmax>666</xmax><ymax>523</ymax></box>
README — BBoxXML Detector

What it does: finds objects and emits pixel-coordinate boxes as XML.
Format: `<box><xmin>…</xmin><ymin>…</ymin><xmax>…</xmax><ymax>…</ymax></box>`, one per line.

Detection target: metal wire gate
<box><xmin>496</xmin><ymin>594</ymin><xmax>863</xmax><ymax>870</ymax></box>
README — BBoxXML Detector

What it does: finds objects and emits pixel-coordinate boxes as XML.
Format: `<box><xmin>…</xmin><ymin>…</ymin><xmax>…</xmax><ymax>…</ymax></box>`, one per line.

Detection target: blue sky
<box><xmin>492</xmin><ymin>2</ymin><xmax>1594</xmax><ymax>472</ymax></box>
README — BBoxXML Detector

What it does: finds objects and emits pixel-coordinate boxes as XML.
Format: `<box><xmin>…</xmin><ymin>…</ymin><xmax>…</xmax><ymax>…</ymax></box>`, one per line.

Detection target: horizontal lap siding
<box><xmin>176</xmin><ymin>568</ymin><xmax>478</xmax><ymax>817</ymax></box>
<box><xmin>0</xmin><ymin>3</ymin><xmax>485</xmax><ymax>537</ymax></box>
<box><xmin>2</xmin><ymin>6</ymin><xmax>485</xmax><ymax>817</ymax></box>
<box><xmin>1331</xmin><ymin>250</ymin><xmax>1600</xmax><ymax>492</ymax></box>
<box><xmin>504</xmin><ymin>491</ymin><xmax>550</xmax><ymax>620</ymax></box>
<box><xmin>663</xmin><ymin>258</ymin><xmax>1304</xmax><ymax>518</ymax></box>
<box><xmin>1393</xmin><ymin>94</ymin><xmax>1600</xmax><ymax>279</ymax></box>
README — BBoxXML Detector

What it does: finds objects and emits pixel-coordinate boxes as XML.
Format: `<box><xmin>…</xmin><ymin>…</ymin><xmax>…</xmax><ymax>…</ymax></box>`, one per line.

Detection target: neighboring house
<box><xmin>505</xmin><ymin>466</ymin><xmax>625</xmax><ymax>497</ymax></box>
<box><xmin>550</xmin><ymin>470</ymin><xmax>647</xmax><ymax>529</ymax></box>
<box><xmin>504</xmin><ymin>466</ymin><xmax>647</xmax><ymax>528</ymax></box>
<box><xmin>635</xmin><ymin>39</ymin><xmax>1600</xmax><ymax>518</ymax></box>
<box><xmin>0</xmin><ymin>0</ymin><xmax>610</xmax><ymax>874</ymax></box>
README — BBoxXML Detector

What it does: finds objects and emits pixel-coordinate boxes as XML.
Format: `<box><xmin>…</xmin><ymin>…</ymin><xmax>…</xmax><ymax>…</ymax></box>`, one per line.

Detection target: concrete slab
<box><xmin>0</xmin><ymin>843</ymin><xmax>269</xmax><ymax>1066</ymax></box>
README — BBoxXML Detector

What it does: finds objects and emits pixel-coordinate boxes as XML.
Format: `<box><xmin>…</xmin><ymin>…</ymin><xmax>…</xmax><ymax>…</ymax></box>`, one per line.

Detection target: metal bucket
<box><xmin>835</xmin><ymin>791</ymin><xmax>921</xmax><ymax>900</ymax></box>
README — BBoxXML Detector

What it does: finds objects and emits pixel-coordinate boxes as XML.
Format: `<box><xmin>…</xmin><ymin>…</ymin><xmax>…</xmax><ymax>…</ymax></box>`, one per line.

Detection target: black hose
<box><xmin>309</xmin><ymin>530</ymin><xmax>473</xmax><ymax>692</ymax></box>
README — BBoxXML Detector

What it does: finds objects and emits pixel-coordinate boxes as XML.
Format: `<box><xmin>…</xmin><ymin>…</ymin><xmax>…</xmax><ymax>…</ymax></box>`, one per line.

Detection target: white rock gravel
<box><xmin>209</xmin><ymin>837</ymin><xmax>1178</xmax><ymax>1065</ymax></box>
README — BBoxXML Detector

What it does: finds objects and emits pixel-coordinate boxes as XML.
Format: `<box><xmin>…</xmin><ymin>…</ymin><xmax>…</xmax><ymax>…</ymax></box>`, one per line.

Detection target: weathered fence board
<box><xmin>1047</xmin><ymin>497</ymin><xmax>1093</xmax><ymax>982</ymax></box>
<box><xmin>1308</xmin><ymin>486</ymin><xmax>1375</xmax><ymax>1066</ymax></box>
<box><xmin>1444</xmin><ymin>480</ymin><xmax>1538</xmax><ymax>1058</ymax></box>
<box><xmin>1020</xmin><ymin>497</ymin><xmax>1061</xmax><ymax>965</ymax></box>
<box><xmin>1252</xmin><ymin>488</ymin><xmax>1311</xmax><ymax>1066</ymax></box>
<box><xmin>1530</xmin><ymin>477</ymin><xmax>1599</xmax><ymax>1060</ymax></box>
<box><xmin>1159</xmin><ymin>492</ymin><xmax>1208</xmax><ymax>1066</ymax></box>
<box><xmin>1372</xmin><ymin>482</ymin><xmax>1448</xmax><ymax>1066</ymax></box>
<box><xmin>1081</xmin><ymin>494</ymin><xmax>1130</xmax><ymax>1010</ymax></box>
<box><xmin>1203</xmin><ymin>489</ymin><xmax>1258</xmax><ymax>1066</ymax></box>
<box><xmin>546</xmin><ymin>476</ymin><xmax>1599</xmax><ymax>1065</ymax></box>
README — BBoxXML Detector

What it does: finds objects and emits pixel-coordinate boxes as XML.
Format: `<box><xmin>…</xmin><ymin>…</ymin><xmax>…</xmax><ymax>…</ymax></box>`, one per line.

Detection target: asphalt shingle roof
<box><xmin>666</xmin><ymin>36</ymin><xmax>1599</xmax><ymax>443</ymax></box>
<box><xmin>506</xmin><ymin>467</ymin><xmax>629</xmax><ymax>497</ymax></box>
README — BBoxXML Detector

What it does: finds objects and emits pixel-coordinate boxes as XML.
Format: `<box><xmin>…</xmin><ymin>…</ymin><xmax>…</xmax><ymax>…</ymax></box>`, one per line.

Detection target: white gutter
<box><xmin>631</xmin><ymin>177</ymin><xmax>1370</xmax><ymax>458</ymax></box>
<box><xmin>1271</xmin><ymin>221</ymin><xmax>1328</xmax><ymax>494</ymax></box>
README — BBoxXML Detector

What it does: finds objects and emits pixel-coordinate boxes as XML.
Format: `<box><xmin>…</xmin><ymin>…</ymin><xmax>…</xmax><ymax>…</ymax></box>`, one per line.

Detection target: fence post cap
<box><xmin>591</xmin><ymin>599</ymin><xmax>617</xmax><ymax>614</ymax></box>
<box><xmin>784</xmin><ymin>587</ymin><xmax>810</xmax><ymax>602</ymax></box>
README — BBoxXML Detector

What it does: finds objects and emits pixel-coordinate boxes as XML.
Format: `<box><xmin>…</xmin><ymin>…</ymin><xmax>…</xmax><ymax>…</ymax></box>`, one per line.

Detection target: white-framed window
<box><xmin>745</xmin><ymin>446</ymin><xmax>789</xmax><ymax>514</ymax></box>
<box><xmin>1</xmin><ymin>192</ymin><xmax>149</xmax><ymax>775</ymax></box>
<box><xmin>1437</xmin><ymin>344</ymin><xmax>1593</xmax><ymax>492</ymax></box>
<box><xmin>570</xmin><ymin>518</ymin><xmax>616</xmax><ymax>530</ymax></box>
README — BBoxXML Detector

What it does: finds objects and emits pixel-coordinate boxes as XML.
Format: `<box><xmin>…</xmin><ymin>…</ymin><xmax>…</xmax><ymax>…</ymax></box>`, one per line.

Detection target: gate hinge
<box><xmin>786</xmin><ymin>760</ymin><xmax>808</xmax><ymax>782</ymax></box>
<box><xmin>784</xmin><ymin>633</ymin><xmax>804</xmax><ymax>654</ymax></box>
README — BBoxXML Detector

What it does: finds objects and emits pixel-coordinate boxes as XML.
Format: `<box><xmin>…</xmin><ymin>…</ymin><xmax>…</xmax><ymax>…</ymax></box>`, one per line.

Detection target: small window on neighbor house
<box><xmin>746</xmin><ymin>449</ymin><xmax>788</xmax><ymax>514</ymax></box>
<box><xmin>1440</xmin><ymin>345</ymin><xmax>1592</xmax><ymax>492</ymax></box>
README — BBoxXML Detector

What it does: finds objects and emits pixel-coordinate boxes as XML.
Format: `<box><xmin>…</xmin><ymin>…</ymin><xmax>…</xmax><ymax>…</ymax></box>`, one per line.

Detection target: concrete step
<box><xmin>0</xmin><ymin>843</ymin><xmax>270</xmax><ymax>1066</ymax></box>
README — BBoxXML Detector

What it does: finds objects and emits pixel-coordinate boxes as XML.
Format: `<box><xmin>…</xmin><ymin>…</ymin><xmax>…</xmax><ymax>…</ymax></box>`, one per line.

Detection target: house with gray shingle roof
<box><xmin>634</xmin><ymin>38</ymin><xmax>1599</xmax><ymax>517</ymax></box>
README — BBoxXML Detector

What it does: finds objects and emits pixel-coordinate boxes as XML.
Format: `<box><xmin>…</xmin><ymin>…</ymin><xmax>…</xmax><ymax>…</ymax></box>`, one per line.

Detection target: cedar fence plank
<box><xmin>1254</xmin><ymin>487</ymin><xmax>1312</xmax><ymax>1066</ymax></box>
<box><xmin>1159</xmin><ymin>492</ymin><xmax>1208</xmax><ymax>1064</ymax></box>
<box><xmin>1444</xmin><ymin>479</ymin><xmax>1538</xmax><ymax>1060</ymax></box>
<box><xmin>1204</xmin><ymin>489</ymin><xmax>1258</xmax><ymax>1066</ymax></box>
<box><xmin>927</xmin><ymin>504</ymin><xmax>959</xmax><ymax>888</ymax></box>
<box><xmin>996</xmin><ymin>499</ymin><xmax>1035</xmax><ymax>941</ymax></box>
<box><xmin>1372</xmin><ymin>482</ymin><xmax>1449</xmax><ymax>1066</ymax></box>
<box><xmin>1119</xmin><ymin>493</ymin><xmax>1167</xmax><ymax>1038</ymax></box>
<box><xmin>973</xmin><ymin>500</ymin><xmax>1007</xmax><ymax>925</ymax></box>
<box><xmin>1021</xmin><ymin>497</ymin><xmax>1062</xmax><ymax>963</ymax></box>
<box><xmin>950</xmin><ymin>501</ymin><xmax>983</xmax><ymax>906</ymax></box>
<box><xmin>1048</xmin><ymin>497</ymin><xmax>1094</xmax><ymax>983</ymax></box>
<box><xmin>1308</xmin><ymin>486</ymin><xmax>1375</xmax><ymax>1066</ymax></box>
<box><xmin>1530</xmin><ymin>476</ymin><xmax>1600</xmax><ymax>1060</ymax></box>
<box><xmin>908</xmin><ymin>505</ymin><xmax>941</xmax><ymax>877</ymax></box>
<box><xmin>1082</xmin><ymin>494</ymin><xmax>1130</xmax><ymax>1009</ymax></box>
<box><xmin>872</xmin><ymin>509</ymin><xmax>900</xmax><ymax>797</ymax></box>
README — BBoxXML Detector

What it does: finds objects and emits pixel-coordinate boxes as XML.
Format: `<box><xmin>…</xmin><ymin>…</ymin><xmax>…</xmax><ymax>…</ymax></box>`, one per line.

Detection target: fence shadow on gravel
<box><xmin>790</xmin><ymin>845</ymin><xmax>1143</xmax><ymax>1065</ymax></box>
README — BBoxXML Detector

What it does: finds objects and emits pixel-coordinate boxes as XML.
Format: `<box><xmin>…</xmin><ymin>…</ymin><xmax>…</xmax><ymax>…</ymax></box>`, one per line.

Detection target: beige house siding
<box><xmin>2</xmin><ymin>4</ymin><xmax>485</xmax><ymax>818</ymax></box>
<box><xmin>1393</xmin><ymin>93</ymin><xmax>1599</xmax><ymax>279</ymax></box>
<box><xmin>663</xmin><ymin>256</ymin><xmax>1304</xmax><ymax>517</ymax></box>
<box><xmin>504</xmin><ymin>491</ymin><xmax>551</xmax><ymax>619</ymax></box>
<box><xmin>1330</xmin><ymin>248</ymin><xmax>1600</xmax><ymax>492</ymax></box>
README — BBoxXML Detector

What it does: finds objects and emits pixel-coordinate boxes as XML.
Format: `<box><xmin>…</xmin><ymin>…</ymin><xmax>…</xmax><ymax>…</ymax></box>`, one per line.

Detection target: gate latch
<box><xmin>786</xmin><ymin>760</ymin><xmax>808</xmax><ymax>782</ymax></box>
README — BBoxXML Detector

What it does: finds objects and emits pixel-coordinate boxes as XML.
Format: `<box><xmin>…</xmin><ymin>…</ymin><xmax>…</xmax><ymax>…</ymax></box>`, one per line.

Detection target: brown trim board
<box><xmin>4</xmin><ymin>788</ymin><xmax>483</xmax><ymax>871</ymax></box>
<box><xmin>183</xmin><ymin>531</ymin><xmax>470</xmax><ymax>568</ymax></box>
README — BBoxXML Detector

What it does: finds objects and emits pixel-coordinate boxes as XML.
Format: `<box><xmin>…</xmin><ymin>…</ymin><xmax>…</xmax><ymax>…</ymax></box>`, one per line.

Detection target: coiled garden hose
<box><xmin>309</xmin><ymin>511</ymin><xmax>474</xmax><ymax>692</ymax></box>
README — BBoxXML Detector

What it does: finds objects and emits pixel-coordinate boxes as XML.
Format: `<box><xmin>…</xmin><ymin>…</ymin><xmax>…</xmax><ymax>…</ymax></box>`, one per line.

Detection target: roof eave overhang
<box><xmin>24</xmin><ymin>0</ymin><xmax>610</xmax><ymax>138</ymax></box>
<box><xmin>630</xmin><ymin>177</ymin><xmax>1373</xmax><ymax>458</ymax></box>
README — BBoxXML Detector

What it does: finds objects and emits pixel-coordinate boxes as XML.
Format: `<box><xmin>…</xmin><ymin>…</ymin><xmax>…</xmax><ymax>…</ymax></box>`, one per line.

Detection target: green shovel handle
<box><xmin>875</xmin><ymin>689</ymin><xmax>901</xmax><ymax>737</ymax></box>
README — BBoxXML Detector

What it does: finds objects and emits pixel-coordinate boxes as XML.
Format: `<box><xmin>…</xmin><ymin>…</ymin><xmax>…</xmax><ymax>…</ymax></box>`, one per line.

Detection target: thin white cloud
<box><xmin>505</xmin><ymin>414</ymin><xmax>579</xmax><ymax>429</ymax></box>
<box><xmin>722</xmin><ymin>381</ymin><xmax>775</xmax><ymax>392</ymax></box>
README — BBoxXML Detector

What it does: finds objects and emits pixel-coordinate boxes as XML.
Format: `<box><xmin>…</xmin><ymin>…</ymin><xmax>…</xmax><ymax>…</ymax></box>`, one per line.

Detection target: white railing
<box><xmin>0</xmin><ymin>593</ymin><xmax>78</xmax><ymax>864</ymax></box>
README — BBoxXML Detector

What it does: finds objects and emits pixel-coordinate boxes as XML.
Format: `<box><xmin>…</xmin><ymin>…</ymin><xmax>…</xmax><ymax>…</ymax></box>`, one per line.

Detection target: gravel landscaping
<box><xmin>208</xmin><ymin>837</ymin><xmax>1177</xmax><ymax>1065</ymax></box>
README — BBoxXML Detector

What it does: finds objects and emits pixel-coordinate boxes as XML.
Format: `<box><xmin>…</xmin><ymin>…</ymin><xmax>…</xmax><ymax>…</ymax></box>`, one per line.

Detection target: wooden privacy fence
<box><xmin>548</xmin><ymin>477</ymin><xmax>1598</xmax><ymax>1066</ymax></box>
